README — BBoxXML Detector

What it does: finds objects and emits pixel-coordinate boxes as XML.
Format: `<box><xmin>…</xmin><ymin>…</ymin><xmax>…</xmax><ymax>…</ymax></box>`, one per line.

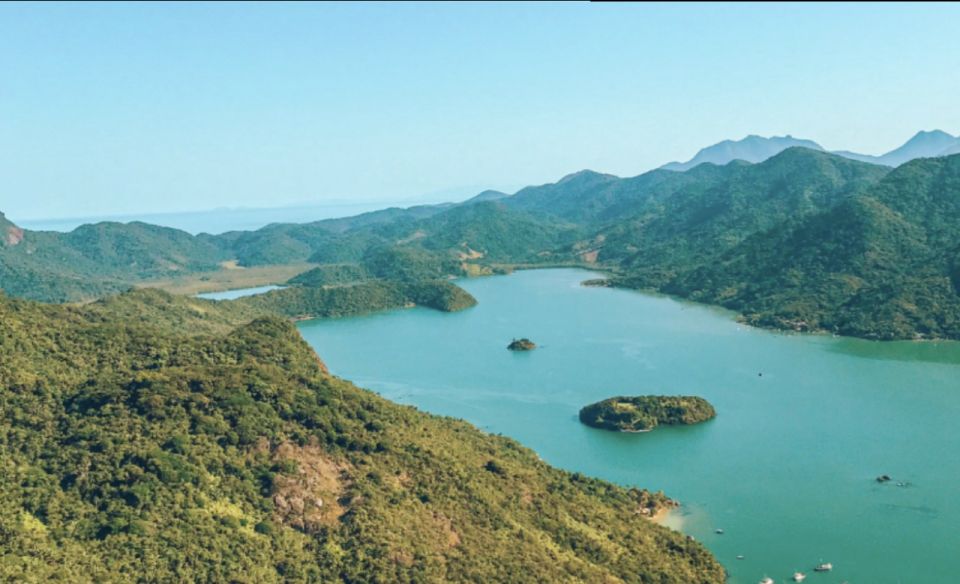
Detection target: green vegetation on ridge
<box><xmin>579</xmin><ymin>396</ymin><xmax>717</xmax><ymax>433</ymax></box>
<box><xmin>0</xmin><ymin>290</ymin><xmax>723</xmax><ymax>583</ymax></box>
<box><xmin>238</xmin><ymin>280</ymin><xmax>477</xmax><ymax>319</ymax></box>
<box><xmin>288</xmin><ymin>264</ymin><xmax>371</xmax><ymax>288</ymax></box>
<box><xmin>653</xmin><ymin>154</ymin><xmax>960</xmax><ymax>339</ymax></box>
<box><xmin>3</xmin><ymin>148</ymin><xmax>960</xmax><ymax>340</ymax></box>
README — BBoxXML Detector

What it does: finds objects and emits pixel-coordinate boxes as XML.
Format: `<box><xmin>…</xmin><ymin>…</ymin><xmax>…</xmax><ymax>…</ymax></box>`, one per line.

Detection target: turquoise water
<box><xmin>196</xmin><ymin>285</ymin><xmax>283</xmax><ymax>301</ymax></box>
<box><xmin>296</xmin><ymin>269</ymin><xmax>960</xmax><ymax>584</ymax></box>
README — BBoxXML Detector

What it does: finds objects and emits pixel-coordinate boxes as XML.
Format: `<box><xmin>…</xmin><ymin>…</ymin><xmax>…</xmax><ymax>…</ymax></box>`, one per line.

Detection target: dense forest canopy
<box><xmin>0</xmin><ymin>290</ymin><xmax>723</xmax><ymax>583</ymax></box>
<box><xmin>2</xmin><ymin>149</ymin><xmax>960</xmax><ymax>340</ymax></box>
<box><xmin>579</xmin><ymin>396</ymin><xmax>717</xmax><ymax>433</ymax></box>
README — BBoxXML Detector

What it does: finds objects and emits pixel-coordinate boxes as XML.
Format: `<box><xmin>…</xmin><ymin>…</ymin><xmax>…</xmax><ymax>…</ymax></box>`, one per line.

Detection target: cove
<box><xmin>297</xmin><ymin>268</ymin><xmax>960</xmax><ymax>584</ymax></box>
<box><xmin>196</xmin><ymin>285</ymin><xmax>284</xmax><ymax>301</ymax></box>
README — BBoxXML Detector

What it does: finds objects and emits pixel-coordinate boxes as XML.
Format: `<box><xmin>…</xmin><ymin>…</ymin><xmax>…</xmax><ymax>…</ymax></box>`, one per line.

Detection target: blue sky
<box><xmin>1</xmin><ymin>2</ymin><xmax>958</xmax><ymax>220</ymax></box>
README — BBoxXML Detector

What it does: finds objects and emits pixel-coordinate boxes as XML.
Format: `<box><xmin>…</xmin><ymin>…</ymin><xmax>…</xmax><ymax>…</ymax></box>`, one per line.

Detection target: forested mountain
<box><xmin>0</xmin><ymin>289</ymin><xmax>723</xmax><ymax>583</ymax></box>
<box><xmin>502</xmin><ymin>166</ymin><xmax>713</xmax><ymax>226</ymax></box>
<box><xmin>660</xmin><ymin>154</ymin><xmax>960</xmax><ymax>339</ymax></box>
<box><xmin>366</xmin><ymin>201</ymin><xmax>581</xmax><ymax>262</ymax></box>
<box><xmin>2</xmin><ymin>149</ymin><xmax>959</xmax><ymax>340</ymax></box>
<box><xmin>834</xmin><ymin>130</ymin><xmax>960</xmax><ymax>167</ymax></box>
<box><xmin>0</xmin><ymin>218</ymin><xmax>230</xmax><ymax>302</ymax></box>
<box><xmin>602</xmin><ymin>148</ymin><xmax>890</xmax><ymax>285</ymax></box>
<box><xmin>2</xmin><ymin>139</ymin><xmax>959</xmax><ymax>581</ymax></box>
<box><xmin>662</xmin><ymin>130</ymin><xmax>960</xmax><ymax>172</ymax></box>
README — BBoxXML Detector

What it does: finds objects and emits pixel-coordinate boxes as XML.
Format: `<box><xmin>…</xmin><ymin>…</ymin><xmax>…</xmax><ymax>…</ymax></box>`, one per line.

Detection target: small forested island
<box><xmin>579</xmin><ymin>396</ymin><xmax>716</xmax><ymax>433</ymax></box>
<box><xmin>507</xmin><ymin>338</ymin><xmax>537</xmax><ymax>351</ymax></box>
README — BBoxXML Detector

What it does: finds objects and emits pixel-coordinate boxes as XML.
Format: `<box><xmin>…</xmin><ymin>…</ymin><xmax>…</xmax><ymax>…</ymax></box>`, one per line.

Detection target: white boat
<box><xmin>814</xmin><ymin>562</ymin><xmax>833</xmax><ymax>572</ymax></box>
<box><xmin>759</xmin><ymin>578</ymin><xmax>775</xmax><ymax>584</ymax></box>
<box><xmin>792</xmin><ymin>572</ymin><xmax>806</xmax><ymax>582</ymax></box>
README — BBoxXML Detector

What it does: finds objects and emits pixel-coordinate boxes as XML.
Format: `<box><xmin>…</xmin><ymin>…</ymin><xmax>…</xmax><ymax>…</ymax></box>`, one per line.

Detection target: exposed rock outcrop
<box><xmin>1</xmin><ymin>212</ymin><xmax>23</xmax><ymax>247</ymax></box>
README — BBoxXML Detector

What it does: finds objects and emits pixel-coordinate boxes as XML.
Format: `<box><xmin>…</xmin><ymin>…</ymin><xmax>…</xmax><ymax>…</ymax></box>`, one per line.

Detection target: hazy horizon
<box><xmin>9</xmin><ymin>126</ymin><xmax>956</xmax><ymax>232</ymax></box>
<box><xmin>2</xmin><ymin>2</ymin><xmax>959</xmax><ymax>220</ymax></box>
<box><xmin>6</xmin><ymin>181</ymin><xmax>516</xmax><ymax>227</ymax></box>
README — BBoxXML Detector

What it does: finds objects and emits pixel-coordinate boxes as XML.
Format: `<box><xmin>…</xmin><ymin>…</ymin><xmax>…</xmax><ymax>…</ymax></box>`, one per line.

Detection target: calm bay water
<box><xmin>196</xmin><ymin>285</ymin><xmax>284</xmax><ymax>301</ymax></box>
<box><xmin>296</xmin><ymin>268</ymin><xmax>960</xmax><ymax>583</ymax></box>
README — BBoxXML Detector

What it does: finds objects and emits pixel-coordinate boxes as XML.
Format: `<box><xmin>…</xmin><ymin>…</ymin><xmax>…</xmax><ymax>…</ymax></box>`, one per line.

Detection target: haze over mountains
<box><xmin>2</xmin><ymin>133</ymin><xmax>959</xmax><ymax>581</ymax></box>
<box><xmin>3</xmin><ymin>144</ymin><xmax>959</xmax><ymax>340</ymax></box>
<box><xmin>832</xmin><ymin>130</ymin><xmax>960</xmax><ymax>167</ymax></box>
<box><xmin>10</xmin><ymin>129</ymin><xmax>958</xmax><ymax>237</ymax></box>
<box><xmin>661</xmin><ymin>135</ymin><xmax>825</xmax><ymax>171</ymax></box>
<box><xmin>662</xmin><ymin>130</ymin><xmax>960</xmax><ymax>172</ymax></box>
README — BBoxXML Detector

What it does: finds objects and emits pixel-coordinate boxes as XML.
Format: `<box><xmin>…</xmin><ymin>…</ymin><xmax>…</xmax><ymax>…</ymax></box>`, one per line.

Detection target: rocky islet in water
<box><xmin>507</xmin><ymin>338</ymin><xmax>537</xmax><ymax>351</ymax></box>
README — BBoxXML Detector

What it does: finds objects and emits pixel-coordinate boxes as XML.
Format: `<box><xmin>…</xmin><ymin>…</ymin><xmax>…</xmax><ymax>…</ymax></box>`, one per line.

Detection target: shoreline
<box><xmin>152</xmin><ymin>261</ymin><xmax>957</xmax><ymax>344</ymax></box>
<box><xmin>600</xmin><ymin>277</ymin><xmax>959</xmax><ymax>344</ymax></box>
<box><xmin>649</xmin><ymin>506</ymin><xmax>672</xmax><ymax>524</ymax></box>
<box><xmin>139</xmin><ymin>262</ymin><xmax>316</xmax><ymax>296</ymax></box>
<box><xmin>650</xmin><ymin>506</ymin><xmax>688</xmax><ymax>534</ymax></box>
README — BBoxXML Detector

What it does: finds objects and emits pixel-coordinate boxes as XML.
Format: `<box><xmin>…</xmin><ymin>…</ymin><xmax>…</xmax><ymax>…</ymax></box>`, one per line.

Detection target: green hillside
<box><xmin>3</xmin><ymin>149</ymin><xmax>960</xmax><ymax>340</ymax></box>
<box><xmin>0</xmin><ymin>220</ymin><xmax>230</xmax><ymax>302</ymax></box>
<box><xmin>237</xmin><ymin>280</ymin><xmax>478</xmax><ymax>319</ymax></box>
<box><xmin>0</xmin><ymin>291</ymin><xmax>723</xmax><ymax>583</ymax></box>
<box><xmin>661</xmin><ymin>154</ymin><xmax>960</xmax><ymax>339</ymax></box>
<box><xmin>378</xmin><ymin>201</ymin><xmax>581</xmax><ymax>262</ymax></box>
<box><xmin>288</xmin><ymin>264</ymin><xmax>371</xmax><ymax>288</ymax></box>
<box><xmin>602</xmin><ymin>148</ymin><xmax>890</xmax><ymax>286</ymax></box>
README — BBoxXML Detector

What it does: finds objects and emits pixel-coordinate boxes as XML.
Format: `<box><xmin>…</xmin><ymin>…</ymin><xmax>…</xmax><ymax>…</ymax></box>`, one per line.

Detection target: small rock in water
<box><xmin>507</xmin><ymin>338</ymin><xmax>537</xmax><ymax>351</ymax></box>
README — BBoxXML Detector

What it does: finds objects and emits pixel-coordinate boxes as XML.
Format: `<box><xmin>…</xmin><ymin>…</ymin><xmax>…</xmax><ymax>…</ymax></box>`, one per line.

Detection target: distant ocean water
<box><xmin>16</xmin><ymin>200</ymin><xmax>434</xmax><ymax>235</ymax></box>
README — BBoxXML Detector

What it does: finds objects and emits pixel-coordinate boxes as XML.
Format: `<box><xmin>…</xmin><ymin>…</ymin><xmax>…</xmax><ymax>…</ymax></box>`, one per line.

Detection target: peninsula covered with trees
<box><xmin>0</xmin><ymin>290</ymin><xmax>723</xmax><ymax>582</ymax></box>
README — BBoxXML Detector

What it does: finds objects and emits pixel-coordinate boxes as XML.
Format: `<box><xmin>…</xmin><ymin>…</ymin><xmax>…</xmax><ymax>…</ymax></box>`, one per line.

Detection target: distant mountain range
<box><xmin>662</xmin><ymin>130</ymin><xmax>960</xmax><ymax>171</ymax></box>
<box><xmin>661</xmin><ymin>135</ymin><xmax>825</xmax><ymax>171</ymax></box>
<box><xmin>3</xmin><ymin>137</ymin><xmax>960</xmax><ymax>340</ymax></box>
<box><xmin>6</xmin><ymin>128</ymin><xmax>959</xmax><ymax>582</ymax></box>
<box><xmin>833</xmin><ymin>130</ymin><xmax>960</xmax><ymax>167</ymax></box>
